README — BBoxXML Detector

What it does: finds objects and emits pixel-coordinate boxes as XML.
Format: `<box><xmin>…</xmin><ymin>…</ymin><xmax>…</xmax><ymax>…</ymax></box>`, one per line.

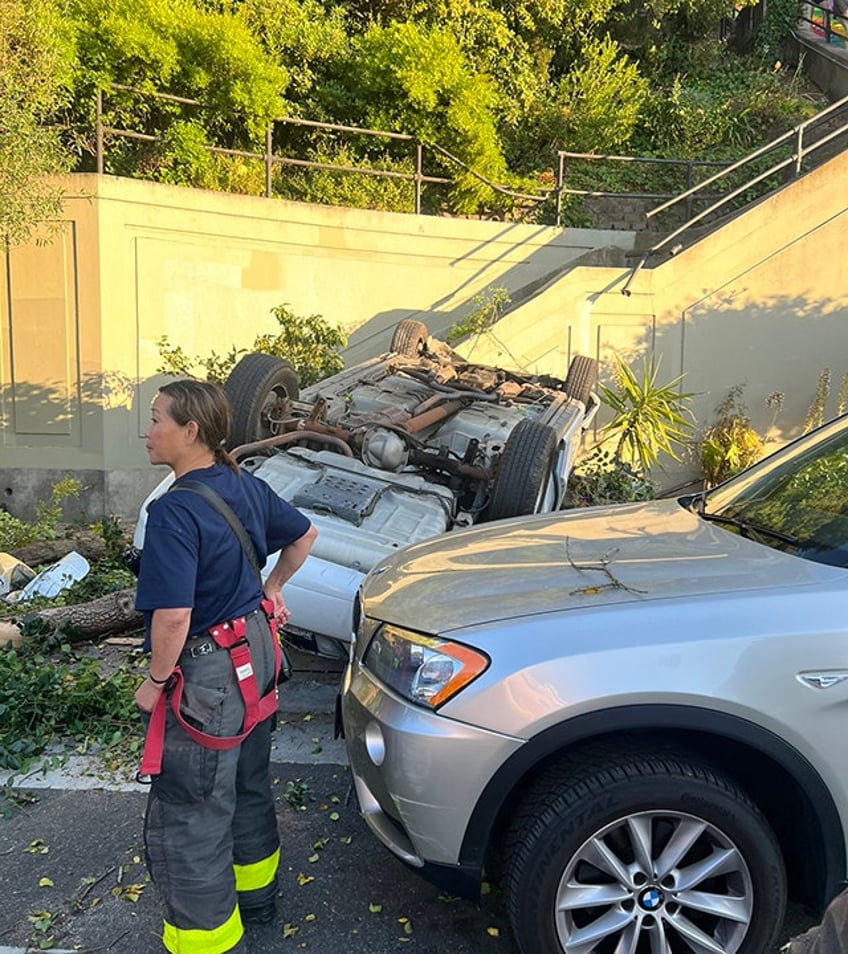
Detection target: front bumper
<box><xmin>265</xmin><ymin>550</ymin><xmax>364</xmax><ymax>645</ymax></box>
<box><xmin>341</xmin><ymin>661</ymin><xmax>523</xmax><ymax>897</ymax></box>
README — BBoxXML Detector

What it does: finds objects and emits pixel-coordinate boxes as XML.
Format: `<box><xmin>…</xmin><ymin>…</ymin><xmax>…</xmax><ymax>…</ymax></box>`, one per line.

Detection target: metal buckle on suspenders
<box><xmin>183</xmin><ymin>639</ymin><xmax>219</xmax><ymax>659</ymax></box>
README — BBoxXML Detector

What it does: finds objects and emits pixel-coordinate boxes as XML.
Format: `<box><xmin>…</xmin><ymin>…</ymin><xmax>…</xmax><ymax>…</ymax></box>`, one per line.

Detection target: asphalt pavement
<box><xmin>0</xmin><ymin>650</ymin><xmax>518</xmax><ymax>954</ymax></box>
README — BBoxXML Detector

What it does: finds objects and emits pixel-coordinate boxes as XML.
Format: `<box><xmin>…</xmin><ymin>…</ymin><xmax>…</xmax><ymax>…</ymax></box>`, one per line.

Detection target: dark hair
<box><xmin>158</xmin><ymin>380</ymin><xmax>239</xmax><ymax>472</ymax></box>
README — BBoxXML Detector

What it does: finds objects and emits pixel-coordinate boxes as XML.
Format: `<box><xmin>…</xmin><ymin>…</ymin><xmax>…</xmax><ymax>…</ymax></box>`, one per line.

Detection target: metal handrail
<box><xmin>97</xmin><ymin>87</ymin><xmax>444</xmax><ymax>214</ymax></box>
<box><xmin>92</xmin><ymin>84</ymin><xmax>733</xmax><ymax>222</ymax></box>
<box><xmin>796</xmin><ymin>1</ymin><xmax>848</xmax><ymax>47</ymax></box>
<box><xmin>94</xmin><ymin>79</ymin><xmax>847</xmax><ymax>237</ymax></box>
<box><xmin>619</xmin><ymin>91</ymin><xmax>848</xmax><ymax>295</ymax></box>
<box><xmin>95</xmin><ymin>85</ymin><xmax>547</xmax><ymax>217</ymax></box>
<box><xmin>554</xmin><ymin>151</ymin><xmax>732</xmax><ymax>224</ymax></box>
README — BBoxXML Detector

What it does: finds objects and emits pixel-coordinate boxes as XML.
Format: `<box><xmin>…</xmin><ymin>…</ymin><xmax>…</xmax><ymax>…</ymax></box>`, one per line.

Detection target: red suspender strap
<box><xmin>138</xmin><ymin>606</ymin><xmax>282</xmax><ymax>777</ymax></box>
<box><xmin>260</xmin><ymin>598</ymin><xmax>283</xmax><ymax>680</ymax></box>
<box><xmin>138</xmin><ymin>683</ymin><xmax>169</xmax><ymax>777</ymax></box>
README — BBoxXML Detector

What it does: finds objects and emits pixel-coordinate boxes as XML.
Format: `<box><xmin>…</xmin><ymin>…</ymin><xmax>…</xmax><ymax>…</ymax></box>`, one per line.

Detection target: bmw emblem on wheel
<box><xmin>639</xmin><ymin>887</ymin><xmax>664</xmax><ymax>911</ymax></box>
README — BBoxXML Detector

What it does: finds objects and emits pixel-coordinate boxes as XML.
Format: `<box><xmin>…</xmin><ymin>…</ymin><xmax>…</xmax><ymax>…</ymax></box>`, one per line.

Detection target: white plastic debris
<box><xmin>0</xmin><ymin>551</ymin><xmax>36</xmax><ymax>598</ymax></box>
<box><xmin>4</xmin><ymin>550</ymin><xmax>90</xmax><ymax>602</ymax></box>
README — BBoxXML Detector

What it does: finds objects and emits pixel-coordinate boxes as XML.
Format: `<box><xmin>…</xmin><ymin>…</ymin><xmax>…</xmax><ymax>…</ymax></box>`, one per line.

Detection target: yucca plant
<box><xmin>599</xmin><ymin>357</ymin><xmax>694</xmax><ymax>473</ymax></box>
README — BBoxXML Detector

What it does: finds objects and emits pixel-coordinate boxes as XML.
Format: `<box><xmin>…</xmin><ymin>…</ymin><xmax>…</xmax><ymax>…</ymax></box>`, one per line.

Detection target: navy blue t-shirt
<box><xmin>135</xmin><ymin>464</ymin><xmax>311</xmax><ymax>649</ymax></box>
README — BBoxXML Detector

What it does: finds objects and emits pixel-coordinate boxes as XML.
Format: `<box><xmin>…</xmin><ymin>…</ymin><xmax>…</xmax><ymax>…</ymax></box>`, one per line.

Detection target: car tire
<box><xmin>504</xmin><ymin>747</ymin><xmax>786</xmax><ymax>954</ymax></box>
<box><xmin>486</xmin><ymin>419</ymin><xmax>558</xmax><ymax>521</ymax></box>
<box><xmin>224</xmin><ymin>353</ymin><xmax>299</xmax><ymax>447</ymax></box>
<box><xmin>562</xmin><ymin>354</ymin><xmax>598</xmax><ymax>406</ymax></box>
<box><xmin>391</xmin><ymin>319</ymin><xmax>429</xmax><ymax>356</ymax></box>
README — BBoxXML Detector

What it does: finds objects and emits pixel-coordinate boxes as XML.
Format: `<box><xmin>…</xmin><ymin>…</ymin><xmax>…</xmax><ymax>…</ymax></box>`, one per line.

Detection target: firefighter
<box><xmin>134</xmin><ymin>379</ymin><xmax>316</xmax><ymax>954</ymax></box>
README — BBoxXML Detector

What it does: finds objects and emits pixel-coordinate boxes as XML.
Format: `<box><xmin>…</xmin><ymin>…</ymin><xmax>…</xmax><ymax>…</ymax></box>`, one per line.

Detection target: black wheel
<box><xmin>486</xmin><ymin>419</ymin><xmax>558</xmax><ymax>521</ymax></box>
<box><xmin>563</xmin><ymin>354</ymin><xmax>598</xmax><ymax>406</ymax></box>
<box><xmin>504</xmin><ymin>748</ymin><xmax>786</xmax><ymax>954</ymax></box>
<box><xmin>224</xmin><ymin>353</ymin><xmax>299</xmax><ymax>447</ymax></box>
<box><xmin>390</xmin><ymin>319</ymin><xmax>429</xmax><ymax>356</ymax></box>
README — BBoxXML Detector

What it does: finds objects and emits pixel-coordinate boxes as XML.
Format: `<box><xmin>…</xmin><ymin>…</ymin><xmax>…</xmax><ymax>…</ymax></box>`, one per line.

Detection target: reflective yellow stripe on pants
<box><xmin>163</xmin><ymin>905</ymin><xmax>243</xmax><ymax>954</ymax></box>
<box><xmin>234</xmin><ymin>846</ymin><xmax>280</xmax><ymax>893</ymax></box>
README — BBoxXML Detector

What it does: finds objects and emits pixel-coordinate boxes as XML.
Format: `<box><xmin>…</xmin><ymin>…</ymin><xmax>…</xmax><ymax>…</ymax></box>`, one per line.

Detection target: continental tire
<box><xmin>504</xmin><ymin>747</ymin><xmax>786</xmax><ymax>954</ymax></box>
<box><xmin>486</xmin><ymin>419</ymin><xmax>558</xmax><ymax>521</ymax></box>
<box><xmin>563</xmin><ymin>354</ymin><xmax>598</xmax><ymax>406</ymax></box>
<box><xmin>390</xmin><ymin>319</ymin><xmax>429</xmax><ymax>356</ymax></box>
<box><xmin>224</xmin><ymin>353</ymin><xmax>299</xmax><ymax>447</ymax></box>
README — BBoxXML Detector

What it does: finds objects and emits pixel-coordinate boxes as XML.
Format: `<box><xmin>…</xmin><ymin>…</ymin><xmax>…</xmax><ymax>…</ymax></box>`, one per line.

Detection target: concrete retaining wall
<box><xmin>1</xmin><ymin>157</ymin><xmax>846</xmax><ymax>522</ymax></box>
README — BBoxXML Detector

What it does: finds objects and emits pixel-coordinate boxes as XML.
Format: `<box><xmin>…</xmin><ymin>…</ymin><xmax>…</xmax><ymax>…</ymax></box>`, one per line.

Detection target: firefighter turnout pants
<box><xmin>143</xmin><ymin>610</ymin><xmax>280</xmax><ymax>954</ymax></box>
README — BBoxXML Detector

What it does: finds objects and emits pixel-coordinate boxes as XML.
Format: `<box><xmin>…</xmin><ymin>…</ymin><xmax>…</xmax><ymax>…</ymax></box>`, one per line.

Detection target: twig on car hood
<box><xmin>564</xmin><ymin>538</ymin><xmax>647</xmax><ymax>596</ymax></box>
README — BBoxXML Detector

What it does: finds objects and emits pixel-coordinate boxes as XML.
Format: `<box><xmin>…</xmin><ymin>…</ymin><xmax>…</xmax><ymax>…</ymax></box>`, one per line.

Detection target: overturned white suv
<box><xmin>135</xmin><ymin>320</ymin><xmax>599</xmax><ymax>658</ymax></box>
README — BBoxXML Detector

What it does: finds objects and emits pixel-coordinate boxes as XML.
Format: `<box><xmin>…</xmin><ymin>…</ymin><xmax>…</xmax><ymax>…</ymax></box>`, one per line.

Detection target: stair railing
<box><xmin>620</xmin><ymin>93</ymin><xmax>848</xmax><ymax>296</ymax></box>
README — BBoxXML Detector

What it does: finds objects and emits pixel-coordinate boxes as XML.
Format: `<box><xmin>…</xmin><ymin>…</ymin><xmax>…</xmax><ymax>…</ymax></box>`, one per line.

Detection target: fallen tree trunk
<box><xmin>11</xmin><ymin>531</ymin><xmax>109</xmax><ymax>568</ymax></box>
<box><xmin>33</xmin><ymin>588</ymin><xmax>142</xmax><ymax>641</ymax></box>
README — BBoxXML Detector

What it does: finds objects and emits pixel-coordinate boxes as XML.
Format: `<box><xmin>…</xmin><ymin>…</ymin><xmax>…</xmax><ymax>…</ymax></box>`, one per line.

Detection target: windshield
<box><xmin>698</xmin><ymin>415</ymin><xmax>848</xmax><ymax>568</ymax></box>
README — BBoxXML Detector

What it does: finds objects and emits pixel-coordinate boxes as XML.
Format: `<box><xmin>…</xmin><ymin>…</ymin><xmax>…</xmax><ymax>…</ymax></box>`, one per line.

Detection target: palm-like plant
<box><xmin>599</xmin><ymin>357</ymin><xmax>694</xmax><ymax>473</ymax></box>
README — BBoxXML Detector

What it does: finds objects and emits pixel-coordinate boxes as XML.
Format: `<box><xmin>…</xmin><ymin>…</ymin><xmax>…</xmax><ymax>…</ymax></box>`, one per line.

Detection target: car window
<box><xmin>704</xmin><ymin>418</ymin><xmax>848</xmax><ymax>568</ymax></box>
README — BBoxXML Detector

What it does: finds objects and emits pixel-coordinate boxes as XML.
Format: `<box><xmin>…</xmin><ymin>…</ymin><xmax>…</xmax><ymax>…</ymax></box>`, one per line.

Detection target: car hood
<box><xmin>361</xmin><ymin>498</ymin><xmax>833</xmax><ymax>633</ymax></box>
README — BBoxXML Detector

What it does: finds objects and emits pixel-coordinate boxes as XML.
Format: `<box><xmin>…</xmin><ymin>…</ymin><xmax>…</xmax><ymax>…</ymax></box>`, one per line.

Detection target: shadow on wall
<box><xmin>673</xmin><ymin>291</ymin><xmax>847</xmax><ymax>441</ymax></box>
<box><xmin>0</xmin><ymin>372</ymin><xmax>175</xmax><ymax>523</ymax></box>
<box><xmin>607</xmin><ymin>291</ymin><xmax>848</xmax><ymax>486</ymax></box>
<box><xmin>341</xmin><ymin>221</ymin><xmax>633</xmax><ymax>365</ymax></box>
<box><xmin>1</xmin><ymin>291</ymin><xmax>845</xmax><ymax>522</ymax></box>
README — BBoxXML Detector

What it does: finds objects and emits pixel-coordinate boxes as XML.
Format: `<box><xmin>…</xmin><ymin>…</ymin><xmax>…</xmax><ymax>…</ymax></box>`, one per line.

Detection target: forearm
<box><xmin>264</xmin><ymin>524</ymin><xmax>317</xmax><ymax>592</ymax></box>
<box><xmin>149</xmin><ymin>607</ymin><xmax>193</xmax><ymax>679</ymax></box>
<box><xmin>136</xmin><ymin>606</ymin><xmax>192</xmax><ymax>712</ymax></box>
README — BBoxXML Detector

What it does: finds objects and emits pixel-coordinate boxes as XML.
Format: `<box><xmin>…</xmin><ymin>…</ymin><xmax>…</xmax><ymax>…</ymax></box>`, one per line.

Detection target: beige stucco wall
<box><xmin>1</xmin><ymin>159</ymin><xmax>846</xmax><ymax>521</ymax></box>
<box><xmin>0</xmin><ymin>175</ymin><xmax>637</xmax><ymax>519</ymax></box>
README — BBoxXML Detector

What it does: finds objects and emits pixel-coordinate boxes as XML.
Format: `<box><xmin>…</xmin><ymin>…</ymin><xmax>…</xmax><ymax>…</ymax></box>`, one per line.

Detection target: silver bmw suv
<box><xmin>341</xmin><ymin>412</ymin><xmax>848</xmax><ymax>954</ymax></box>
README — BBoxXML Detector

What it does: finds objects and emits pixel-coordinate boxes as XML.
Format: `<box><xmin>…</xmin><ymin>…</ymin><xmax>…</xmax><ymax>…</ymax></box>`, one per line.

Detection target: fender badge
<box><xmin>798</xmin><ymin>672</ymin><xmax>848</xmax><ymax>690</ymax></box>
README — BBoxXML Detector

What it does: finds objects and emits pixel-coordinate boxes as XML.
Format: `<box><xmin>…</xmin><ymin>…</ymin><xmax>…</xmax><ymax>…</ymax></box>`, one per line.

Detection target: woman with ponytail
<box><xmin>134</xmin><ymin>379</ymin><xmax>316</xmax><ymax>954</ymax></box>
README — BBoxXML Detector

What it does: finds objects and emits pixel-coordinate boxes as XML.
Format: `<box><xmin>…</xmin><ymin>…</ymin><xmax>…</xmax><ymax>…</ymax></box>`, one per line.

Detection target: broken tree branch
<box><xmin>564</xmin><ymin>538</ymin><xmax>647</xmax><ymax>597</ymax></box>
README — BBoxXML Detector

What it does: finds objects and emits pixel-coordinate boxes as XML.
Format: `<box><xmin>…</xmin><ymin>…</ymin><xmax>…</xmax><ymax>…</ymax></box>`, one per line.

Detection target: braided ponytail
<box><xmin>214</xmin><ymin>444</ymin><xmax>239</xmax><ymax>473</ymax></box>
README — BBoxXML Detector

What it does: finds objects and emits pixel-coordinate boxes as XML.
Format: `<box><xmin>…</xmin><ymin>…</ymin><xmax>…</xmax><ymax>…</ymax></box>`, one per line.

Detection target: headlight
<box><xmin>362</xmin><ymin>624</ymin><xmax>489</xmax><ymax>709</ymax></box>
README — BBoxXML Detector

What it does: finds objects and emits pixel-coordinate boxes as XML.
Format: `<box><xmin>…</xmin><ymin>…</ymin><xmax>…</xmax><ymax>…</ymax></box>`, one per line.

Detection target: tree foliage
<box><xmin>66</xmin><ymin>0</ymin><xmax>288</xmax><ymax>179</ymax></box>
<box><xmin>238</xmin><ymin>0</ymin><xmax>349</xmax><ymax>102</ymax></box>
<box><xmin>339</xmin><ymin>20</ymin><xmax>508</xmax><ymax>212</ymax></box>
<box><xmin>536</xmin><ymin>36</ymin><xmax>648</xmax><ymax>154</ymax></box>
<box><xmin>4</xmin><ymin>0</ymin><xmax>817</xmax><ymax>223</ymax></box>
<box><xmin>0</xmin><ymin>0</ymin><xmax>75</xmax><ymax>249</ymax></box>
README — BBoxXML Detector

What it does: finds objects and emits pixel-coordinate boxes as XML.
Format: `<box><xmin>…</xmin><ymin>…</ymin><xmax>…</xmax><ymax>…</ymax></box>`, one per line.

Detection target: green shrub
<box><xmin>258</xmin><ymin>304</ymin><xmax>347</xmax><ymax>387</ymax></box>
<box><xmin>150</xmin><ymin>120</ymin><xmax>218</xmax><ymax>188</ymax></box>
<box><xmin>157</xmin><ymin>302</ymin><xmax>347</xmax><ymax>387</ymax></box>
<box><xmin>214</xmin><ymin>154</ymin><xmax>268</xmax><ymax>197</ymax></box>
<box><xmin>275</xmin><ymin>144</ymin><xmax>416</xmax><ymax>213</ymax></box>
<box><xmin>0</xmin><ymin>477</ymin><xmax>82</xmax><ymax>551</ymax></box>
<box><xmin>541</xmin><ymin>36</ymin><xmax>648</xmax><ymax>155</ymax></box>
<box><xmin>633</xmin><ymin>39</ymin><xmax>816</xmax><ymax>162</ymax></box>
<box><xmin>342</xmin><ymin>21</ymin><xmax>508</xmax><ymax>215</ymax></box>
<box><xmin>699</xmin><ymin>385</ymin><xmax>764</xmax><ymax>487</ymax></box>
<box><xmin>564</xmin><ymin>448</ymin><xmax>657</xmax><ymax>508</ymax></box>
<box><xmin>0</xmin><ymin>631</ymin><xmax>140</xmax><ymax>773</ymax></box>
